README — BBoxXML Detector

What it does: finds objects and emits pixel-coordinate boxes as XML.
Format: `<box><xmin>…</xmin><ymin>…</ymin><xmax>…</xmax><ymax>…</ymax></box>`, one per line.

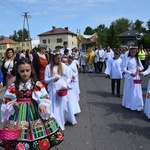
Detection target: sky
<box><xmin>0</xmin><ymin>0</ymin><xmax>150</xmax><ymax>39</ymax></box>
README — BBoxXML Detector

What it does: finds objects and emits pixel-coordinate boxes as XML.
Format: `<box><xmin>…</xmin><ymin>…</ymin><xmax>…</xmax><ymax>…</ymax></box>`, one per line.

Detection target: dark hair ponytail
<box><xmin>14</xmin><ymin>58</ymin><xmax>37</xmax><ymax>96</ymax></box>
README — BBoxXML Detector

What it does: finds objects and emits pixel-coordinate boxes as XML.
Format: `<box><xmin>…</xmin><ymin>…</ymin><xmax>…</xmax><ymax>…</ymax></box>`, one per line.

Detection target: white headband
<box><xmin>51</xmin><ymin>51</ymin><xmax>61</xmax><ymax>55</ymax></box>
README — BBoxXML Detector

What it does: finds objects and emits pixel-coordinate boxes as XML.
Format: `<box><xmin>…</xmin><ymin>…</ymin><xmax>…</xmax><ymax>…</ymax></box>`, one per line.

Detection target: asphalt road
<box><xmin>0</xmin><ymin>72</ymin><xmax>150</xmax><ymax>150</ymax></box>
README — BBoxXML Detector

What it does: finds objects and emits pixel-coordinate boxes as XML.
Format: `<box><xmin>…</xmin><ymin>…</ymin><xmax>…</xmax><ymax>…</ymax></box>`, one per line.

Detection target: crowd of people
<box><xmin>0</xmin><ymin>41</ymin><xmax>150</xmax><ymax>149</ymax></box>
<box><xmin>0</xmin><ymin>41</ymin><xmax>81</xmax><ymax>150</ymax></box>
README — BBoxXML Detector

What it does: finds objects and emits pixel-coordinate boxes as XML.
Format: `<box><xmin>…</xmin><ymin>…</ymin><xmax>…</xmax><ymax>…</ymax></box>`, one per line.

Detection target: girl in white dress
<box><xmin>61</xmin><ymin>56</ymin><xmax>77</xmax><ymax>125</ymax></box>
<box><xmin>44</xmin><ymin>50</ymin><xmax>70</xmax><ymax>130</ymax></box>
<box><xmin>122</xmin><ymin>46</ymin><xmax>144</xmax><ymax>111</ymax></box>
<box><xmin>140</xmin><ymin>65</ymin><xmax>150</xmax><ymax>118</ymax></box>
<box><xmin>67</xmin><ymin>55</ymin><xmax>81</xmax><ymax>114</ymax></box>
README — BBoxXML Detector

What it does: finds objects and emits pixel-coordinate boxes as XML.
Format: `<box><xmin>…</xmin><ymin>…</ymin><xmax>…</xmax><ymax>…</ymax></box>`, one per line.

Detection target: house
<box><xmin>38</xmin><ymin>26</ymin><xmax>77</xmax><ymax>50</ymax></box>
<box><xmin>0</xmin><ymin>35</ymin><xmax>38</xmax><ymax>58</ymax></box>
<box><xmin>118</xmin><ymin>29</ymin><xmax>148</xmax><ymax>47</ymax></box>
<box><xmin>0</xmin><ymin>36</ymin><xmax>18</xmax><ymax>57</ymax></box>
<box><xmin>18</xmin><ymin>40</ymin><xmax>32</xmax><ymax>51</ymax></box>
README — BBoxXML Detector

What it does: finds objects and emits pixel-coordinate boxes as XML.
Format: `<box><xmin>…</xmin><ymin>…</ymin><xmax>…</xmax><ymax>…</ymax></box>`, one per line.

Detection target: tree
<box><xmin>146</xmin><ymin>20</ymin><xmax>150</xmax><ymax>34</ymax></box>
<box><xmin>134</xmin><ymin>19</ymin><xmax>146</xmax><ymax>32</ymax></box>
<box><xmin>84</xmin><ymin>26</ymin><xmax>95</xmax><ymax>35</ymax></box>
<box><xmin>106</xmin><ymin>23</ymin><xmax>121</xmax><ymax>48</ymax></box>
<box><xmin>94</xmin><ymin>24</ymin><xmax>108</xmax><ymax>47</ymax></box>
<box><xmin>9</xmin><ymin>28</ymin><xmax>29</xmax><ymax>42</ymax></box>
<box><xmin>9</xmin><ymin>30</ymin><xmax>18</xmax><ymax>41</ymax></box>
<box><xmin>112</xmin><ymin>17</ymin><xmax>133</xmax><ymax>34</ymax></box>
<box><xmin>143</xmin><ymin>35</ymin><xmax>150</xmax><ymax>48</ymax></box>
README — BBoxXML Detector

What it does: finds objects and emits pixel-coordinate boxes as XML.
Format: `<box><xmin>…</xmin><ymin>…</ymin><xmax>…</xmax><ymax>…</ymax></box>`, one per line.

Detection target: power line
<box><xmin>6</xmin><ymin>0</ymin><xmax>23</xmax><ymax>12</ymax></box>
<box><xmin>0</xmin><ymin>0</ymin><xmax>21</xmax><ymax>15</ymax></box>
<box><xmin>0</xmin><ymin>17</ymin><xmax>22</xmax><ymax>33</ymax></box>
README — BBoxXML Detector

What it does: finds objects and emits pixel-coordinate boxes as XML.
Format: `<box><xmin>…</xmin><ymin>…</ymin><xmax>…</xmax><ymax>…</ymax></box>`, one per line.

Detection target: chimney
<box><xmin>52</xmin><ymin>26</ymin><xmax>56</xmax><ymax>32</ymax></box>
<box><xmin>65</xmin><ymin>27</ymin><xmax>68</xmax><ymax>31</ymax></box>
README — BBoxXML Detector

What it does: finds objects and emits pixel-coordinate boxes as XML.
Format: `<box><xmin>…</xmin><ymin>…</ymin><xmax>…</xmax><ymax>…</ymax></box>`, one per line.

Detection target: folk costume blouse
<box><xmin>0</xmin><ymin>80</ymin><xmax>64</xmax><ymax>150</ymax></box>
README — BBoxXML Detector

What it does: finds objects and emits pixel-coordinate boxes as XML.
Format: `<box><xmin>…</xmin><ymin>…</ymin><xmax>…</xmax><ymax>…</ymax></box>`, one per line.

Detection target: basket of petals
<box><xmin>56</xmin><ymin>86</ymin><xmax>67</xmax><ymax>97</ymax></box>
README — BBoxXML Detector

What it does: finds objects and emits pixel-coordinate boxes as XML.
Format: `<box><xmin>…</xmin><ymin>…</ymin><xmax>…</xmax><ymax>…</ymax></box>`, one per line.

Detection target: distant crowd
<box><xmin>0</xmin><ymin>41</ymin><xmax>150</xmax><ymax>149</ymax></box>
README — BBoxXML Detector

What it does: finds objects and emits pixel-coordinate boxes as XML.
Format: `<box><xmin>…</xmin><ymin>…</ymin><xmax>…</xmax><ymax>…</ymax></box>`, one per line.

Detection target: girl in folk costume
<box><xmin>140</xmin><ymin>65</ymin><xmax>150</xmax><ymax>118</ymax></box>
<box><xmin>67</xmin><ymin>55</ymin><xmax>81</xmax><ymax>114</ymax></box>
<box><xmin>0</xmin><ymin>58</ymin><xmax>64</xmax><ymax>150</ymax></box>
<box><xmin>1</xmin><ymin>48</ymin><xmax>16</xmax><ymax>88</ymax></box>
<box><xmin>44</xmin><ymin>50</ymin><xmax>70</xmax><ymax>131</ymax></box>
<box><xmin>122</xmin><ymin>46</ymin><xmax>144</xmax><ymax>111</ymax></box>
<box><xmin>105</xmin><ymin>51</ymin><xmax>122</xmax><ymax>97</ymax></box>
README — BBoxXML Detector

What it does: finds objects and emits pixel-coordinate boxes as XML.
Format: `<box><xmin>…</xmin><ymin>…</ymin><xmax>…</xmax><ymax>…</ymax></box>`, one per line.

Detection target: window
<box><xmin>48</xmin><ymin>39</ymin><xmax>50</xmax><ymax>43</ymax></box>
<box><xmin>3</xmin><ymin>46</ymin><xmax>6</xmax><ymax>49</ymax></box>
<box><xmin>0</xmin><ymin>46</ymin><xmax>2</xmax><ymax>50</ymax></box>
<box><xmin>72</xmin><ymin>42</ymin><xmax>74</xmax><ymax>45</ymax></box>
<box><xmin>26</xmin><ymin>43</ymin><xmax>29</xmax><ymax>46</ymax></box>
<box><xmin>57</xmin><ymin>38</ymin><xmax>62</xmax><ymax>43</ymax></box>
<box><xmin>43</xmin><ymin>39</ymin><xmax>46</xmax><ymax>44</ymax></box>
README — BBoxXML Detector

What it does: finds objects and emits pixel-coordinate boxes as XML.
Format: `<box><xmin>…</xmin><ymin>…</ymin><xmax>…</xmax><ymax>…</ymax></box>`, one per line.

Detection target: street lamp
<box><xmin>136</xmin><ymin>32</ymin><xmax>144</xmax><ymax>48</ymax></box>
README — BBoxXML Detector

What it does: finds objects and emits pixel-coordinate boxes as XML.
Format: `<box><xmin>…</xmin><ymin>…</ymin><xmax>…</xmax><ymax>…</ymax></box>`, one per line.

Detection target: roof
<box><xmin>0</xmin><ymin>36</ymin><xmax>17</xmax><ymax>44</ymax></box>
<box><xmin>38</xmin><ymin>27</ymin><xmax>77</xmax><ymax>36</ymax></box>
<box><xmin>118</xmin><ymin>30</ymin><xmax>148</xmax><ymax>37</ymax></box>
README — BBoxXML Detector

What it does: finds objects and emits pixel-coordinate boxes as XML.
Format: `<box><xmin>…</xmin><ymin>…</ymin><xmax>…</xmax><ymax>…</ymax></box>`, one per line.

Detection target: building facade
<box><xmin>0</xmin><ymin>36</ymin><xmax>39</xmax><ymax>57</ymax></box>
<box><xmin>38</xmin><ymin>26</ymin><xmax>77</xmax><ymax>50</ymax></box>
<box><xmin>118</xmin><ymin>29</ymin><xmax>148</xmax><ymax>48</ymax></box>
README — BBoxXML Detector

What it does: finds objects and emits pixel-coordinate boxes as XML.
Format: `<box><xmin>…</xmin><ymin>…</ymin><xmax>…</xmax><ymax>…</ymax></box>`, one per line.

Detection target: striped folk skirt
<box><xmin>0</xmin><ymin>99</ymin><xmax>64</xmax><ymax>150</ymax></box>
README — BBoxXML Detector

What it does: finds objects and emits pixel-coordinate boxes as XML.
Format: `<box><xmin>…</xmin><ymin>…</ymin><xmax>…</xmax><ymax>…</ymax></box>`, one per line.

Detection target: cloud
<box><xmin>32</xmin><ymin>11</ymin><xmax>48</xmax><ymax>15</ymax></box>
<box><xmin>101</xmin><ymin>15</ymin><xmax>124</xmax><ymax>22</ymax></box>
<box><xmin>17</xmin><ymin>0</ymin><xmax>39</xmax><ymax>3</ymax></box>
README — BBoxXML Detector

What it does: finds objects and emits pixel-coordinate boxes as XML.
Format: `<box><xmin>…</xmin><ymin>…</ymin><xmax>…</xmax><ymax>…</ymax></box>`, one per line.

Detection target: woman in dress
<box><xmin>33</xmin><ymin>43</ymin><xmax>49</xmax><ymax>88</ymax></box>
<box><xmin>1</xmin><ymin>48</ymin><xmax>16</xmax><ymax>88</ymax></box>
<box><xmin>0</xmin><ymin>58</ymin><xmax>64</xmax><ymax>150</ymax></box>
<box><xmin>122</xmin><ymin>46</ymin><xmax>144</xmax><ymax>111</ymax></box>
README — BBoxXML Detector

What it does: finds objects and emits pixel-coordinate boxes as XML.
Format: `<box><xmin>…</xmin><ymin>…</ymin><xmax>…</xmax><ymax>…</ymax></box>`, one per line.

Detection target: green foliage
<box><xmin>144</xmin><ymin>36</ymin><xmax>150</xmax><ymax>48</ymax></box>
<box><xmin>9</xmin><ymin>28</ymin><xmax>29</xmax><ymax>42</ymax></box>
<box><xmin>83</xmin><ymin>17</ymin><xmax>150</xmax><ymax>49</ymax></box>
<box><xmin>134</xmin><ymin>19</ymin><xmax>144</xmax><ymax>32</ymax></box>
<box><xmin>94</xmin><ymin>24</ymin><xmax>108</xmax><ymax>47</ymax></box>
<box><xmin>112</xmin><ymin>17</ymin><xmax>132</xmax><ymax>34</ymax></box>
<box><xmin>106</xmin><ymin>23</ymin><xmax>121</xmax><ymax>48</ymax></box>
<box><xmin>84</xmin><ymin>26</ymin><xmax>95</xmax><ymax>35</ymax></box>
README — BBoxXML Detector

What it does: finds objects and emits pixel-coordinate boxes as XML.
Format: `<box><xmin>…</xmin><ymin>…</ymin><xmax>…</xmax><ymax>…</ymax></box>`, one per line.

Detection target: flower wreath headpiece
<box><xmin>51</xmin><ymin>50</ymin><xmax>61</xmax><ymax>55</ymax></box>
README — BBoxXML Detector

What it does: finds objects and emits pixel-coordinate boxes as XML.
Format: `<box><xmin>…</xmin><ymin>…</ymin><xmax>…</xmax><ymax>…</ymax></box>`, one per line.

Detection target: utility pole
<box><xmin>22</xmin><ymin>12</ymin><xmax>32</xmax><ymax>51</ymax></box>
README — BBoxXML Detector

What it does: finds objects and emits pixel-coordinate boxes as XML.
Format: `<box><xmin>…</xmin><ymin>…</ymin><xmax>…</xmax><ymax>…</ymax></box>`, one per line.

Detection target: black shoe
<box><xmin>117</xmin><ymin>94</ymin><xmax>120</xmax><ymax>97</ymax></box>
<box><xmin>117</xmin><ymin>93</ymin><xmax>121</xmax><ymax>97</ymax></box>
<box><xmin>112</xmin><ymin>92</ymin><xmax>115</xmax><ymax>95</ymax></box>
